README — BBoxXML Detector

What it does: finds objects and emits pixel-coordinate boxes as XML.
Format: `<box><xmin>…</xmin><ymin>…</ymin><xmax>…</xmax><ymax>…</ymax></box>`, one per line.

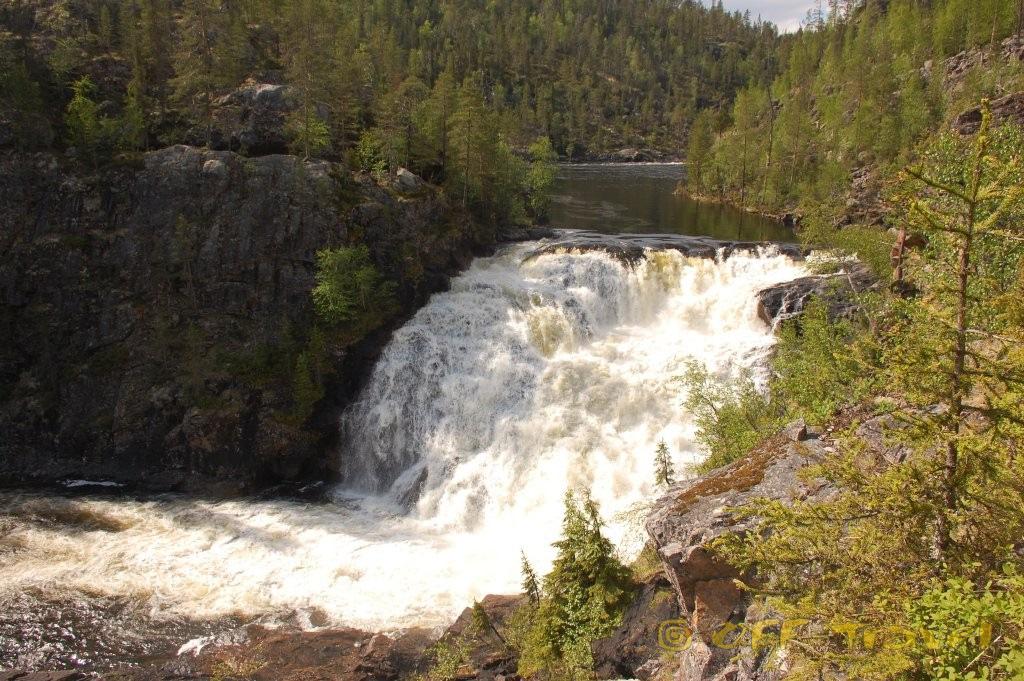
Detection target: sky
<box><xmin>717</xmin><ymin>0</ymin><xmax>818</xmax><ymax>33</ymax></box>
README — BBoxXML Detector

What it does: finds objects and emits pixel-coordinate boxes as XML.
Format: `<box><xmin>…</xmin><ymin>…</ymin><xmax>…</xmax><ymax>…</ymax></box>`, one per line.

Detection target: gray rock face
<box><xmin>592</xmin><ymin>576</ymin><xmax>681</xmax><ymax>680</ymax></box>
<box><xmin>0</xmin><ymin>146</ymin><xmax>494</xmax><ymax>490</ymax></box>
<box><xmin>645</xmin><ymin>434</ymin><xmax>834</xmax><ymax>681</ymax></box>
<box><xmin>755</xmin><ymin>264</ymin><xmax>876</xmax><ymax>327</ymax></box>
<box><xmin>953</xmin><ymin>91</ymin><xmax>1024</xmax><ymax>135</ymax></box>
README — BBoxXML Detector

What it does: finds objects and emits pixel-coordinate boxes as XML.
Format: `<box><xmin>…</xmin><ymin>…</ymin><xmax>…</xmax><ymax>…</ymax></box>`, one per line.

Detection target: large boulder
<box><xmin>645</xmin><ymin>432</ymin><xmax>834</xmax><ymax>681</ymax></box>
<box><xmin>953</xmin><ymin>91</ymin><xmax>1024</xmax><ymax>135</ymax></box>
<box><xmin>755</xmin><ymin>264</ymin><xmax>876</xmax><ymax>327</ymax></box>
<box><xmin>183</xmin><ymin>81</ymin><xmax>329</xmax><ymax>156</ymax></box>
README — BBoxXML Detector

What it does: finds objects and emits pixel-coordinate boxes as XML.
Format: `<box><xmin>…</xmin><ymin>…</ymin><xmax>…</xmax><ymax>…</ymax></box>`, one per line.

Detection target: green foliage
<box><xmin>654</xmin><ymin>439</ymin><xmax>674</xmax><ymax>487</ymax></box>
<box><xmin>311</xmin><ymin>245</ymin><xmax>398</xmax><ymax>331</ymax></box>
<box><xmin>64</xmin><ymin>76</ymin><xmax>102</xmax><ymax>164</ymax></box>
<box><xmin>0</xmin><ymin>54</ymin><xmax>52</xmax><ymax>149</ymax></box>
<box><xmin>686</xmin><ymin>110</ymin><xmax>716</xmax><ymax>191</ymax></box>
<box><xmin>521</xmin><ymin>551</ymin><xmax>541</xmax><ymax>608</ymax></box>
<box><xmin>682</xmin><ymin>360</ymin><xmax>782</xmax><ymax>474</ymax></box>
<box><xmin>420</xmin><ymin>636</ymin><xmax>471</xmax><ymax>681</ymax></box>
<box><xmin>525</xmin><ymin>136</ymin><xmax>559</xmax><ymax>220</ymax></box>
<box><xmin>771</xmin><ymin>297</ymin><xmax>876</xmax><ymax>424</ymax></box>
<box><xmin>288</xmin><ymin>349</ymin><xmax>324</xmax><ymax>425</ymax></box>
<box><xmin>799</xmin><ymin>219</ymin><xmax>894</xmax><ymax>281</ymax></box>
<box><xmin>517</xmin><ymin>490</ymin><xmax>634</xmax><ymax>679</ymax></box>
<box><xmin>286</xmin><ymin>108</ymin><xmax>331</xmax><ymax>159</ymax></box>
<box><xmin>355</xmin><ymin>129</ymin><xmax>389</xmax><ymax>179</ymax></box>
<box><xmin>906</xmin><ymin>569</ymin><xmax>1024</xmax><ymax>680</ymax></box>
<box><xmin>3</xmin><ymin>0</ymin><xmax>792</xmax><ymax>189</ymax></box>
<box><xmin>688</xmin><ymin>0</ymin><xmax>1020</xmax><ymax>215</ymax></box>
<box><xmin>709</xmin><ymin>119</ymin><xmax>1024</xmax><ymax>680</ymax></box>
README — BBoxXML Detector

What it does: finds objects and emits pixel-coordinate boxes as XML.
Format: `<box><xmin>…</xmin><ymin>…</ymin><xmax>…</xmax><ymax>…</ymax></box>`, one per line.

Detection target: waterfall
<box><xmin>0</xmin><ymin>241</ymin><xmax>806</xmax><ymax>638</ymax></box>
<box><xmin>336</xmin><ymin>243</ymin><xmax>806</xmax><ymax>544</ymax></box>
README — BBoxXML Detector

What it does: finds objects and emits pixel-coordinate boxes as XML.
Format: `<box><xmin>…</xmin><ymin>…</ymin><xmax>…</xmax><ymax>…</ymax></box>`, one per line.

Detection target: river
<box><xmin>0</xmin><ymin>166</ymin><xmax>805</xmax><ymax>671</ymax></box>
<box><xmin>549</xmin><ymin>163</ymin><xmax>793</xmax><ymax>241</ymax></box>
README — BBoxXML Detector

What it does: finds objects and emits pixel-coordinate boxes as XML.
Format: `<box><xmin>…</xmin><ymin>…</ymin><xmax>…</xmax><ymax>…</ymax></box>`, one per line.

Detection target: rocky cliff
<box><xmin>0</xmin><ymin>145</ymin><xmax>495</xmax><ymax>491</ymax></box>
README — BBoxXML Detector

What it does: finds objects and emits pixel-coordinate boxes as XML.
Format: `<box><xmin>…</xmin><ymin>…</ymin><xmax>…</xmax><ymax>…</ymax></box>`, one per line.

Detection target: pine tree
<box><xmin>170</xmin><ymin>0</ymin><xmax>221</xmax><ymax>146</ymax></box>
<box><xmin>281</xmin><ymin>0</ymin><xmax>336</xmax><ymax>158</ymax></box>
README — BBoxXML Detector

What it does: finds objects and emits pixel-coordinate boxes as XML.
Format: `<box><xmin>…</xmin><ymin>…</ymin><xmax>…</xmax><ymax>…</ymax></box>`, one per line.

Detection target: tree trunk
<box><xmin>934</xmin><ymin>139</ymin><xmax>980</xmax><ymax>564</ymax></box>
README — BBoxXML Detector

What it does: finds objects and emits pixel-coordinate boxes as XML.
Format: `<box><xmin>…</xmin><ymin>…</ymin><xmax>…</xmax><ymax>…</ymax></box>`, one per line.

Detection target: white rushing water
<box><xmin>0</xmin><ymin>242</ymin><xmax>805</xmax><ymax>633</ymax></box>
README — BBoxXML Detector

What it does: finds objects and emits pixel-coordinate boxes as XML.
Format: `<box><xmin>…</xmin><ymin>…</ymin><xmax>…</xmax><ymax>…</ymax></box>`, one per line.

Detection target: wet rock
<box><xmin>528</xmin><ymin>230</ymin><xmax>804</xmax><ymax>266</ymax></box>
<box><xmin>162</xmin><ymin>625</ymin><xmax>436</xmax><ymax>681</ymax></box>
<box><xmin>497</xmin><ymin>226</ymin><xmax>556</xmax><ymax>242</ymax></box>
<box><xmin>953</xmin><ymin>91</ymin><xmax>1024</xmax><ymax>135</ymax></box>
<box><xmin>755</xmin><ymin>264</ymin><xmax>876</xmax><ymax>327</ymax></box>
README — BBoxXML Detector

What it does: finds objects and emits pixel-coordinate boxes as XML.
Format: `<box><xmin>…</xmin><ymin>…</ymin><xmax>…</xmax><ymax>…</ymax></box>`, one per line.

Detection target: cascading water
<box><xmin>0</xmin><ymin>240</ymin><xmax>806</xmax><ymax>667</ymax></box>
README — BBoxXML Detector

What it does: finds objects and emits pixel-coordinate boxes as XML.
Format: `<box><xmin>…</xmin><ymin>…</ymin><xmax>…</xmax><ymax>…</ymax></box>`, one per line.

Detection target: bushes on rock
<box><xmin>312</xmin><ymin>244</ymin><xmax>398</xmax><ymax>332</ymax></box>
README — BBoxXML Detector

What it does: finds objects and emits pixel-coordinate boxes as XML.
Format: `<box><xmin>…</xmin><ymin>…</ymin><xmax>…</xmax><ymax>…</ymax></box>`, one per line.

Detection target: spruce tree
<box><xmin>520</xmin><ymin>551</ymin><xmax>541</xmax><ymax>607</ymax></box>
<box><xmin>654</xmin><ymin>439</ymin><xmax>674</xmax><ymax>487</ymax></box>
<box><xmin>518</xmin><ymin>490</ymin><xmax>633</xmax><ymax>677</ymax></box>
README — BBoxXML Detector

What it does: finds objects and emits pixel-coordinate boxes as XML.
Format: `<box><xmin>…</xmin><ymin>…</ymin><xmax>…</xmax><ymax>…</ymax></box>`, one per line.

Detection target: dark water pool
<box><xmin>549</xmin><ymin>163</ymin><xmax>794</xmax><ymax>242</ymax></box>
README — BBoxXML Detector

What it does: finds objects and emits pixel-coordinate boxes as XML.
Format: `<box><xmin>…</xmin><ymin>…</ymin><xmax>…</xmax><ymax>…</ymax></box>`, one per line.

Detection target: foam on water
<box><xmin>0</xmin><ymin>243</ymin><xmax>806</xmax><ymax>633</ymax></box>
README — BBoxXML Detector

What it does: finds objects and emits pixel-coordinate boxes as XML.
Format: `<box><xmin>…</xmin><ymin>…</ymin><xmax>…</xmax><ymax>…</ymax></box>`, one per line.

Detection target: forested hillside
<box><xmin>0</xmin><ymin>0</ymin><xmax>777</xmax><ymax>167</ymax></box>
<box><xmin>686</xmin><ymin>0</ymin><xmax>1024</xmax><ymax>218</ymax></box>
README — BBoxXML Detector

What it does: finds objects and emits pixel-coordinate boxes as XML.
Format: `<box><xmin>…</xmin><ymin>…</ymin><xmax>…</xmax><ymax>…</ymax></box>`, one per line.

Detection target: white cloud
<box><xmin>715</xmin><ymin>0</ymin><xmax>817</xmax><ymax>33</ymax></box>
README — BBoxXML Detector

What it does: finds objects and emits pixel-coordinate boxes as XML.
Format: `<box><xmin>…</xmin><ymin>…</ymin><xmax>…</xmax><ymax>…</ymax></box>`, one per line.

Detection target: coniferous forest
<box><xmin>1</xmin><ymin>0</ymin><xmax>777</xmax><ymax>201</ymax></box>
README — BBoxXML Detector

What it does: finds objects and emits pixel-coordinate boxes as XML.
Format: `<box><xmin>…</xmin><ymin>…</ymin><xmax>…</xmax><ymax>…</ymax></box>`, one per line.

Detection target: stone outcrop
<box><xmin>755</xmin><ymin>263</ymin><xmax>877</xmax><ymax>327</ymax></box>
<box><xmin>643</xmin><ymin>409</ymin><xmax>922</xmax><ymax>680</ymax></box>
<box><xmin>592</xmin><ymin>576</ymin><xmax>681</xmax><ymax>680</ymax></box>
<box><xmin>429</xmin><ymin>594</ymin><xmax>525</xmax><ymax>681</ymax></box>
<box><xmin>644</xmin><ymin>432</ymin><xmax>835</xmax><ymax>681</ymax></box>
<box><xmin>953</xmin><ymin>90</ymin><xmax>1024</xmax><ymax>135</ymax></box>
<box><xmin>528</xmin><ymin>230</ymin><xmax>804</xmax><ymax>266</ymax></box>
<box><xmin>0</xmin><ymin>145</ymin><xmax>494</xmax><ymax>491</ymax></box>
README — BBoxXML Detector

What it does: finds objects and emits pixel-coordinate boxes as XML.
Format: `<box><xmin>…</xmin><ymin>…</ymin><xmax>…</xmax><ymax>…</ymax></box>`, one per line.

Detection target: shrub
<box><xmin>312</xmin><ymin>244</ymin><xmax>398</xmax><ymax>329</ymax></box>
<box><xmin>682</xmin><ymin>360</ymin><xmax>782</xmax><ymax>474</ymax></box>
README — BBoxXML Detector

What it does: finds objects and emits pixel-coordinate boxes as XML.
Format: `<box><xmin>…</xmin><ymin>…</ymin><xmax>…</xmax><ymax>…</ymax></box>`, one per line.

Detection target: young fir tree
<box><xmin>518</xmin><ymin>490</ymin><xmax>633</xmax><ymax>678</ymax></box>
<box><xmin>520</xmin><ymin>551</ymin><xmax>541</xmax><ymax>607</ymax></box>
<box><xmin>654</xmin><ymin>439</ymin><xmax>674</xmax><ymax>487</ymax></box>
<box><xmin>64</xmin><ymin>76</ymin><xmax>102</xmax><ymax>166</ymax></box>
